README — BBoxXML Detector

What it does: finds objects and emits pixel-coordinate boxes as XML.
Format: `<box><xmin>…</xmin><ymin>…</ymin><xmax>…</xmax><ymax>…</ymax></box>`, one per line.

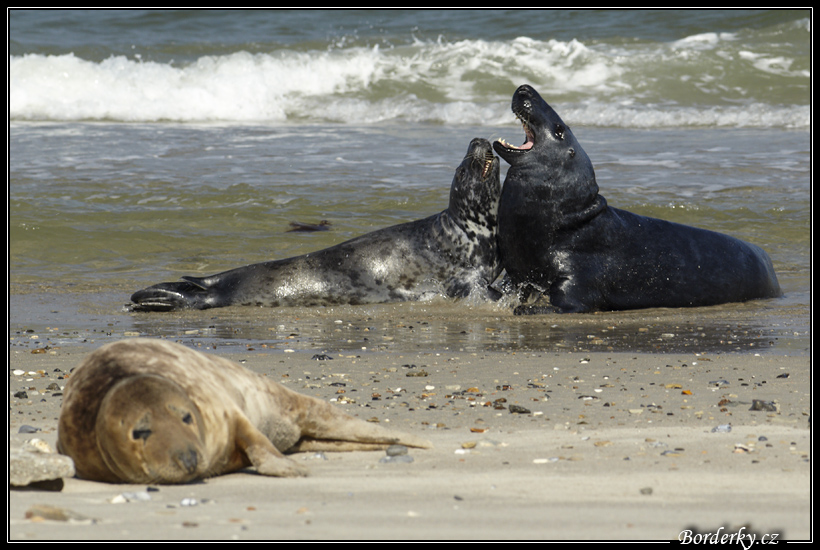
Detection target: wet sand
<box><xmin>9</xmin><ymin>332</ymin><xmax>811</xmax><ymax>540</ymax></box>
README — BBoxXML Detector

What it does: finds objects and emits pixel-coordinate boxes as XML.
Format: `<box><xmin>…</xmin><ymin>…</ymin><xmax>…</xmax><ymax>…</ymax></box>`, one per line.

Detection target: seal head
<box><xmin>95</xmin><ymin>374</ymin><xmax>208</xmax><ymax>484</ymax></box>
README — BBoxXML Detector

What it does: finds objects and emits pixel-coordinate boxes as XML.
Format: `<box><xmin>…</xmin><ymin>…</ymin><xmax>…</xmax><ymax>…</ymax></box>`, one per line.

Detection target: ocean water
<box><xmin>8</xmin><ymin>9</ymin><xmax>811</xmax><ymax>355</ymax></box>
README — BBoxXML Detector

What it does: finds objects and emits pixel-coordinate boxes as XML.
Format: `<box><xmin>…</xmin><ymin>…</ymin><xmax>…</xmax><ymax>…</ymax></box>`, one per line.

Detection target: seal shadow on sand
<box><xmin>129</xmin><ymin>138</ymin><xmax>502</xmax><ymax>312</ymax></box>
<box><xmin>57</xmin><ymin>339</ymin><xmax>432</xmax><ymax>484</ymax></box>
<box><xmin>493</xmin><ymin>84</ymin><xmax>781</xmax><ymax>315</ymax></box>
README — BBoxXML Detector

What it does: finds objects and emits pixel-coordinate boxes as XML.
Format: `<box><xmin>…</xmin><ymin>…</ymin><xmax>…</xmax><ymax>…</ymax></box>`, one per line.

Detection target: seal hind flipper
<box><xmin>281</xmin><ymin>389</ymin><xmax>432</xmax><ymax>452</ymax></box>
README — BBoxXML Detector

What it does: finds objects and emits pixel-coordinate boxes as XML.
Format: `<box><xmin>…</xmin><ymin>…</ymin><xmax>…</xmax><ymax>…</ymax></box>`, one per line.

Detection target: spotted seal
<box><xmin>130</xmin><ymin>138</ymin><xmax>501</xmax><ymax>311</ymax></box>
<box><xmin>57</xmin><ymin>339</ymin><xmax>432</xmax><ymax>484</ymax></box>
<box><xmin>493</xmin><ymin>84</ymin><xmax>781</xmax><ymax>314</ymax></box>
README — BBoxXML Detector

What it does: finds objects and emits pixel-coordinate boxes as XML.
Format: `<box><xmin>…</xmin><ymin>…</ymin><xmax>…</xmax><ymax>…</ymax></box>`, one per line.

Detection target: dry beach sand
<box><xmin>8</xmin><ymin>299</ymin><xmax>811</xmax><ymax>541</ymax></box>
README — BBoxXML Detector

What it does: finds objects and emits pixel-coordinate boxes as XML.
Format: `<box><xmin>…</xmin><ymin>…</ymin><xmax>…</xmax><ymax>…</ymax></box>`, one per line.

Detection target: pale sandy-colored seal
<box><xmin>493</xmin><ymin>84</ymin><xmax>781</xmax><ymax>314</ymax></box>
<box><xmin>129</xmin><ymin>138</ymin><xmax>501</xmax><ymax>311</ymax></box>
<box><xmin>57</xmin><ymin>339</ymin><xmax>431</xmax><ymax>484</ymax></box>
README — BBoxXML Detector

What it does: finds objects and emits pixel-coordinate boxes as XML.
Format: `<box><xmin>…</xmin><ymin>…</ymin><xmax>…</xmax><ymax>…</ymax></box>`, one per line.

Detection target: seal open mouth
<box><xmin>481</xmin><ymin>149</ymin><xmax>496</xmax><ymax>178</ymax></box>
<box><xmin>468</xmin><ymin>138</ymin><xmax>498</xmax><ymax>178</ymax></box>
<box><xmin>494</xmin><ymin>118</ymin><xmax>535</xmax><ymax>155</ymax></box>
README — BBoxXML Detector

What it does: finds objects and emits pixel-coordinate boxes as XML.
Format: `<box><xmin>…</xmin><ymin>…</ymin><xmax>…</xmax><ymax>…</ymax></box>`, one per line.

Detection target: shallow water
<box><xmin>9</xmin><ymin>10</ymin><xmax>811</xmax><ymax>356</ymax></box>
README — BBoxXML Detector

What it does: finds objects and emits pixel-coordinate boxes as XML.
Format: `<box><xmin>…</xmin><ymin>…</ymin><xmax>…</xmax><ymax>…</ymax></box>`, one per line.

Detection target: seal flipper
<box><xmin>129</xmin><ymin>279</ymin><xmax>213</xmax><ymax>312</ymax></box>
<box><xmin>284</xmin><ymin>391</ymin><xmax>433</xmax><ymax>452</ymax></box>
<box><xmin>233</xmin><ymin>415</ymin><xmax>309</xmax><ymax>478</ymax></box>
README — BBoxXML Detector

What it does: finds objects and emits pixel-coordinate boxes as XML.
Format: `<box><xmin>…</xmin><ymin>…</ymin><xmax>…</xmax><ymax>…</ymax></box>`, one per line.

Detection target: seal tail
<box><xmin>129</xmin><ymin>278</ymin><xmax>213</xmax><ymax>312</ymax></box>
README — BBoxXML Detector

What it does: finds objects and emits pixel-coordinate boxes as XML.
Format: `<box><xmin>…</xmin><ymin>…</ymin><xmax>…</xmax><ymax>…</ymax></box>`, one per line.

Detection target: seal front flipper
<box><xmin>233</xmin><ymin>415</ymin><xmax>309</xmax><ymax>478</ymax></box>
<box><xmin>130</xmin><ymin>278</ymin><xmax>213</xmax><ymax>312</ymax></box>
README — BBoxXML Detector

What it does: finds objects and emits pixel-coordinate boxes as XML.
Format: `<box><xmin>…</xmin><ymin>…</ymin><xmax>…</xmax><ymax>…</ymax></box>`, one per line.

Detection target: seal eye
<box><xmin>181</xmin><ymin>412</ymin><xmax>194</xmax><ymax>425</ymax></box>
<box><xmin>569</xmin><ymin>148</ymin><xmax>575</xmax><ymax>158</ymax></box>
<box><xmin>132</xmin><ymin>428</ymin><xmax>152</xmax><ymax>441</ymax></box>
<box><xmin>554</xmin><ymin>124</ymin><xmax>565</xmax><ymax>140</ymax></box>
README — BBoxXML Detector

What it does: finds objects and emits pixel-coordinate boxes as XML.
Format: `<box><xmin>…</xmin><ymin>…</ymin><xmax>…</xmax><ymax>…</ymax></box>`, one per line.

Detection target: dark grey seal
<box><xmin>493</xmin><ymin>84</ymin><xmax>781</xmax><ymax>314</ymax></box>
<box><xmin>130</xmin><ymin>138</ymin><xmax>501</xmax><ymax>311</ymax></box>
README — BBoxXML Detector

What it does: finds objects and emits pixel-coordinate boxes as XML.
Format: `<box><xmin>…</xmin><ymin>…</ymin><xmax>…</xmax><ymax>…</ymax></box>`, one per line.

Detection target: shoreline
<box><xmin>9</xmin><ymin>340</ymin><xmax>811</xmax><ymax>540</ymax></box>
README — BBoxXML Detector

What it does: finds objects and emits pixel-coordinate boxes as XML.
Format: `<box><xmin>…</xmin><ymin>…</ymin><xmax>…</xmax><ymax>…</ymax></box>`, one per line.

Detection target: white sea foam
<box><xmin>9</xmin><ymin>34</ymin><xmax>809</xmax><ymax>128</ymax></box>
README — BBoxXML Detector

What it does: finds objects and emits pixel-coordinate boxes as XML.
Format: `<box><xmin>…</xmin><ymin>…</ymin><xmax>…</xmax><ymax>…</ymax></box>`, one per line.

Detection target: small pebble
<box><xmin>749</xmin><ymin>399</ymin><xmax>778</xmax><ymax>412</ymax></box>
<box><xmin>18</xmin><ymin>425</ymin><xmax>41</xmax><ymax>434</ymax></box>
<box><xmin>711</xmin><ymin>424</ymin><xmax>732</xmax><ymax>433</ymax></box>
<box><xmin>385</xmin><ymin>444</ymin><xmax>408</xmax><ymax>457</ymax></box>
<box><xmin>111</xmin><ymin>491</ymin><xmax>152</xmax><ymax>503</ymax></box>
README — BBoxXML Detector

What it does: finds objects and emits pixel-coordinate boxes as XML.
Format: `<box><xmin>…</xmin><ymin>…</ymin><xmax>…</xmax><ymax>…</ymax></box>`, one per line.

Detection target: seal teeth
<box><xmin>482</xmin><ymin>158</ymin><xmax>492</xmax><ymax>178</ymax></box>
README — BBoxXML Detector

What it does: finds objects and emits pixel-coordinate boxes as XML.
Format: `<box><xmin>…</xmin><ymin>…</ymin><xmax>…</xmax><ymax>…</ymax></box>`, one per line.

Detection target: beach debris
<box><xmin>18</xmin><ymin>425</ymin><xmax>41</xmax><ymax>434</ymax></box>
<box><xmin>10</xmin><ymin>439</ymin><xmax>75</xmax><ymax>489</ymax></box>
<box><xmin>287</xmin><ymin>220</ymin><xmax>331</xmax><ymax>232</ymax></box>
<box><xmin>380</xmin><ymin>445</ymin><xmax>414</xmax><ymax>464</ymax></box>
<box><xmin>660</xmin><ymin>449</ymin><xmax>684</xmax><ymax>457</ymax></box>
<box><xmin>386</xmin><ymin>444</ymin><xmax>409</xmax><ymax>457</ymax></box>
<box><xmin>749</xmin><ymin>399</ymin><xmax>778</xmax><ymax>412</ymax></box>
<box><xmin>24</xmin><ymin>504</ymin><xmax>96</xmax><ymax>523</ymax></box>
<box><xmin>508</xmin><ymin>404</ymin><xmax>531</xmax><ymax>414</ymax></box>
<box><xmin>311</xmin><ymin>354</ymin><xmax>333</xmax><ymax>360</ymax></box>
<box><xmin>110</xmin><ymin>491</ymin><xmax>152</xmax><ymax>503</ymax></box>
<box><xmin>711</xmin><ymin>424</ymin><xmax>732</xmax><ymax>433</ymax></box>
<box><xmin>639</xmin><ymin>487</ymin><xmax>653</xmax><ymax>495</ymax></box>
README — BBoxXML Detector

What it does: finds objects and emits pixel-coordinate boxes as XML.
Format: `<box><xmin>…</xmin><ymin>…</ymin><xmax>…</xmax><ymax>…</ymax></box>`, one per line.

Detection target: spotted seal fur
<box><xmin>130</xmin><ymin>138</ymin><xmax>501</xmax><ymax>311</ymax></box>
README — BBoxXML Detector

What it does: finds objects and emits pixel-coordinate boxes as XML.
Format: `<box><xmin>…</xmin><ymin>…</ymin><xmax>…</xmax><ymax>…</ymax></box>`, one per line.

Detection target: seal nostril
<box><xmin>178</xmin><ymin>447</ymin><xmax>199</xmax><ymax>473</ymax></box>
<box><xmin>132</xmin><ymin>428</ymin><xmax>152</xmax><ymax>441</ymax></box>
<box><xmin>569</xmin><ymin>148</ymin><xmax>575</xmax><ymax>158</ymax></box>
